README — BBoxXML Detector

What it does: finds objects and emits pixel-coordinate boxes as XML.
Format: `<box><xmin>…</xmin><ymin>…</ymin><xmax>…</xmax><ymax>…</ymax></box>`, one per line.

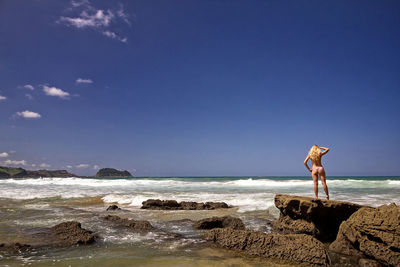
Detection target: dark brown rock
<box><xmin>329</xmin><ymin>204</ymin><xmax>400</xmax><ymax>266</ymax></box>
<box><xmin>141</xmin><ymin>199</ymin><xmax>229</xmax><ymax>210</ymax></box>
<box><xmin>0</xmin><ymin>242</ymin><xmax>31</xmax><ymax>253</ymax></box>
<box><xmin>194</xmin><ymin>216</ymin><xmax>245</xmax><ymax>230</ymax></box>
<box><xmin>106</xmin><ymin>205</ymin><xmax>121</xmax><ymax>211</ymax></box>
<box><xmin>273</xmin><ymin>194</ymin><xmax>363</xmax><ymax>242</ymax></box>
<box><xmin>205</xmin><ymin>228</ymin><xmax>331</xmax><ymax>266</ymax></box>
<box><xmin>51</xmin><ymin>221</ymin><xmax>95</xmax><ymax>246</ymax></box>
<box><xmin>104</xmin><ymin>215</ymin><xmax>153</xmax><ymax>231</ymax></box>
<box><xmin>358</xmin><ymin>258</ymin><xmax>383</xmax><ymax>267</ymax></box>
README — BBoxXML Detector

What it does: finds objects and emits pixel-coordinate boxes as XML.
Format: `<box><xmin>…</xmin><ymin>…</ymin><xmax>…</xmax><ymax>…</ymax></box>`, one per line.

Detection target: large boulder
<box><xmin>329</xmin><ymin>203</ymin><xmax>400</xmax><ymax>266</ymax></box>
<box><xmin>141</xmin><ymin>199</ymin><xmax>229</xmax><ymax>210</ymax></box>
<box><xmin>194</xmin><ymin>216</ymin><xmax>245</xmax><ymax>230</ymax></box>
<box><xmin>273</xmin><ymin>194</ymin><xmax>363</xmax><ymax>242</ymax></box>
<box><xmin>104</xmin><ymin>215</ymin><xmax>153</xmax><ymax>231</ymax></box>
<box><xmin>50</xmin><ymin>221</ymin><xmax>95</xmax><ymax>246</ymax></box>
<box><xmin>205</xmin><ymin>228</ymin><xmax>331</xmax><ymax>266</ymax></box>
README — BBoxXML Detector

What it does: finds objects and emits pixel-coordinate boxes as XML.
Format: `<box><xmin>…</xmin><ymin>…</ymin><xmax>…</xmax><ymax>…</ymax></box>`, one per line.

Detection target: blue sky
<box><xmin>0</xmin><ymin>0</ymin><xmax>399</xmax><ymax>176</ymax></box>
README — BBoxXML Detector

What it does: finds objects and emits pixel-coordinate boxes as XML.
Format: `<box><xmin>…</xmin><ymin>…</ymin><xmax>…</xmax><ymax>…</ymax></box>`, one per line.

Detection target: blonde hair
<box><xmin>309</xmin><ymin>145</ymin><xmax>320</xmax><ymax>161</ymax></box>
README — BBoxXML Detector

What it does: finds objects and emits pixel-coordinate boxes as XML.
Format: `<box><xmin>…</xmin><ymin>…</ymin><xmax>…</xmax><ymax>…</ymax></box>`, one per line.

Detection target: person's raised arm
<box><xmin>320</xmin><ymin>147</ymin><xmax>330</xmax><ymax>156</ymax></box>
<box><xmin>304</xmin><ymin>155</ymin><xmax>312</xmax><ymax>173</ymax></box>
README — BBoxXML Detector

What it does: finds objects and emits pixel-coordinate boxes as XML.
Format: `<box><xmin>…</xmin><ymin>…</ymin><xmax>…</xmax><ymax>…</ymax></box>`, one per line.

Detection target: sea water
<box><xmin>0</xmin><ymin>176</ymin><xmax>399</xmax><ymax>266</ymax></box>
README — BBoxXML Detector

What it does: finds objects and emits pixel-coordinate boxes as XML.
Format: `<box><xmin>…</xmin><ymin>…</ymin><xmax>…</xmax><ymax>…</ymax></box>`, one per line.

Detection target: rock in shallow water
<box><xmin>141</xmin><ymin>199</ymin><xmax>229</xmax><ymax>210</ymax></box>
<box><xmin>106</xmin><ymin>205</ymin><xmax>121</xmax><ymax>211</ymax></box>
<box><xmin>51</xmin><ymin>221</ymin><xmax>96</xmax><ymax>246</ymax></box>
<box><xmin>204</xmin><ymin>228</ymin><xmax>331</xmax><ymax>266</ymax></box>
<box><xmin>329</xmin><ymin>203</ymin><xmax>400</xmax><ymax>266</ymax></box>
<box><xmin>273</xmin><ymin>194</ymin><xmax>363</xmax><ymax>242</ymax></box>
<box><xmin>104</xmin><ymin>215</ymin><xmax>153</xmax><ymax>231</ymax></box>
<box><xmin>193</xmin><ymin>216</ymin><xmax>245</xmax><ymax>230</ymax></box>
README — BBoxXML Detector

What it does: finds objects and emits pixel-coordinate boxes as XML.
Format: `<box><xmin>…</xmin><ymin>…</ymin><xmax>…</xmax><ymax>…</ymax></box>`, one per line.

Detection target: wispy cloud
<box><xmin>93</xmin><ymin>164</ymin><xmax>99</xmax><ymax>170</ymax></box>
<box><xmin>23</xmin><ymin>84</ymin><xmax>35</xmax><ymax>90</ymax></box>
<box><xmin>76</xmin><ymin>78</ymin><xmax>93</xmax><ymax>84</ymax></box>
<box><xmin>3</xmin><ymin>159</ymin><xmax>27</xmax><ymax>166</ymax></box>
<box><xmin>58</xmin><ymin>1</ymin><xmax>130</xmax><ymax>42</ymax></box>
<box><xmin>0</xmin><ymin>95</ymin><xmax>7</xmax><ymax>101</ymax></box>
<box><xmin>25</xmin><ymin>94</ymin><xmax>33</xmax><ymax>100</ymax></box>
<box><xmin>66</xmin><ymin>165</ymin><xmax>73</xmax><ymax>169</ymax></box>
<box><xmin>76</xmin><ymin>163</ymin><xmax>89</xmax><ymax>168</ymax></box>
<box><xmin>0</xmin><ymin>152</ymin><xmax>9</xmax><ymax>158</ymax></box>
<box><xmin>43</xmin><ymin>85</ymin><xmax>70</xmax><ymax>99</ymax></box>
<box><xmin>15</xmin><ymin>110</ymin><xmax>41</xmax><ymax>119</ymax></box>
<box><xmin>39</xmin><ymin>163</ymin><xmax>51</xmax><ymax>168</ymax></box>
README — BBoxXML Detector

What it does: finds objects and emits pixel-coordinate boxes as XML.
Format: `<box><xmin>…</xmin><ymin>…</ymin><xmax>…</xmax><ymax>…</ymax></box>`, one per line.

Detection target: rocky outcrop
<box><xmin>329</xmin><ymin>203</ymin><xmax>400</xmax><ymax>266</ymax></box>
<box><xmin>0</xmin><ymin>166</ymin><xmax>75</xmax><ymax>178</ymax></box>
<box><xmin>50</xmin><ymin>221</ymin><xmax>96</xmax><ymax>246</ymax></box>
<box><xmin>106</xmin><ymin>205</ymin><xmax>121</xmax><ymax>211</ymax></box>
<box><xmin>273</xmin><ymin>194</ymin><xmax>363</xmax><ymax>242</ymax></box>
<box><xmin>205</xmin><ymin>228</ymin><xmax>331</xmax><ymax>266</ymax></box>
<box><xmin>95</xmin><ymin>168</ymin><xmax>132</xmax><ymax>177</ymax></box>
<box><xmin>0</xmin><ymin>166</ymin><xmax>28</xmax><ymax>178</ymax></box>
<box><xmin>194</xmin><ymin>216</ymin><xmax>245</xmax><ymax>230</ymax></box>
<box><xmin>141</xmin><ymin>199</ymin><xmax>229</xmax><ymax>210</ymax></box>
<box><xmin>104</xmin><ymin>215</ymin><xmax>153</xmax><ymax>231</ymax></box>
<box><xmin>0</xmin><ymin>242</ymin><xmax>31</xmax><ymax>253</ymax></box>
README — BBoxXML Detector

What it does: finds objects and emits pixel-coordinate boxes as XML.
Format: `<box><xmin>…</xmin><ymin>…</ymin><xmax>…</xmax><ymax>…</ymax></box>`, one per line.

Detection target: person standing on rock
<box><xmin>304</xmin><ymin>145</ymin><xmax>330</xmax><ymax>200</ymax></box>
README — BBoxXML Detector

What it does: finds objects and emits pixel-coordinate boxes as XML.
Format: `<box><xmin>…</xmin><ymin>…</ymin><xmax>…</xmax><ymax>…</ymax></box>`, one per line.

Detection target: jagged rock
<box><xmin>106</xmin><ymin>205</ymin><xmax>121</xmax><ymax>211</ymax></box>
<box><xmin>104</xmin><ymin>215</ymin><xmax>153</xmax><ymax>231</ymax></box>
<box><xmin>329</xmin><ymin>204</ymin><xmax>400</xmax><ymax>266</ymax></box>
<box><xmin>51</xmin><ymin>221</ymin><xmax>95</xmax><ymax>246</ymax></box>
<box><xmin>194</xmin><ymin>216</ymin><xmax>245</xmax><ymax>230</ymax></box>
<box><xmin>273</xmin><ymin>194</ymin><xmax>363</xmax><ymax>242</ymax></box>
<box><xmin>205</xmin><ymin>228</ymin><xmax>331</xmax><ymax>266</ymax></box>
<box><xmin>141</xmin><ymin>199</ymin><xmax>229</xmax><ymax>210</ymax></box>
<box><xmin>96</xmin><ymin>168</ymin><xmax>132</xmax><ymax>177</ymax></box>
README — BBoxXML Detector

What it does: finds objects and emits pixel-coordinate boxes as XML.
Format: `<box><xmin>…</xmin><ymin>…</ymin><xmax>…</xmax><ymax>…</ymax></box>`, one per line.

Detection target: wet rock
<box><xmin>104</xmin><ymin>215</ymin><xmax>153</xmax><ymax>231</ymax></box>
<box><xmin>51</xmin><ymin>221</ymin><xmax>95</xmax><ymax>246</ymax></box>
<box><xmin>106</xmin><ymin>205</ymin><xmax>121</xmax><ymax>211</ymax></box>
<box><xmin>358</xmin><ymin>258</ymin><xmax>383</xmax><ymax>267</ymax></box>
<box><xmin>141</xmin><ymin>199</ymin><xmax>229</xmax><ymax>210</ymax></box>
<box><xmin>273</xmin><ymin>194</ymin><xmax>363</xmax><ymax>242</ymax></box>
<box><xmin>329</xmin><ymin>203</ymin><xmax>400</xmax><ymax>267</ymax></box>
<box><xmin>194</xmin><ymin>216</ymin><xmax>245</xmax><ymax>230</ymax></box>
<box><xmin>205</xmin><ymin>228</ymin><xmax>331</xmax><ymax>266</ymax></box>
<box><xmin>0</xmin><ymin>242</ymin><xmax>31</xmax><ymax>253</ymax></box>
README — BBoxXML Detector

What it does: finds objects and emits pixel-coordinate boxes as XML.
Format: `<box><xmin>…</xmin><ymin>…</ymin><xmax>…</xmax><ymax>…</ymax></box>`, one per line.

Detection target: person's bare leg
<box><xmin>312</xmin><ymin>170</ymin><xmax>318</xmax><ymax>199</ymax></box>
<box><xmin>320</xmin><ymin>169</ymin><xmax>329</xmax><ymax>200</ymax></box>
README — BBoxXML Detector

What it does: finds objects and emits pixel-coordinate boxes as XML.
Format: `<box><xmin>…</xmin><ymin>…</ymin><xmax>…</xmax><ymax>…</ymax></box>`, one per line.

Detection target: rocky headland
<box><xmin>0</xmin><ymin>166</ymin><xmax>76</xmax><ymax>178</ymax></box>
<box><xmin>95</xmin><ymin>168</ymin><xmax>132</xmax><ymax>177</ymax></box>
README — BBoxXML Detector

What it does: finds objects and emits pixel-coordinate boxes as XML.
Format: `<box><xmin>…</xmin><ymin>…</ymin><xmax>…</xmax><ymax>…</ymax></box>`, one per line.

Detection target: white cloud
<box><xmin>76</xmin><ymin>78</ymin><xmax>93</xmax><ymax>84</ymax></box>
<box><xmin>31</xmin><ymin>164</ymin><xmax>37</xmax><ymax>167</ymax></box>
<box><xmin>59</xmin><ymin>2</ymin><xmax>130</xmax><ymax>42</ymax></box>
<box><xmin>9</xmin><ymin>150</ymin><xmax>16</xmax><ymax>154</ymax></box>
<box><xmin>43</xmin><ymin>85</ymin><xmax>70</xmax><ymax>99</ymax></box>
<box><xmin>25</xmin><ymin>94</ymin><xmax>33</xmax><ymax>100</ymax></box>
<box><xmin>0</xmin><ymin>95</ymin><xmax>6</xmax><ymax>101</ymax></box>
<box><xmin>76</xmin><ymin>164</ymin><xmax>89</xmax><ymax>168</ymax></box>
<box><xmin>93</xmin><ymin>164</ymin><xmax>99</xmax><ymax>170</ymax></box>
<box><xmin>66</xmin><ymin>165</ymin><xmax>73</xmax><ymax>169</ymax></box>
<box><xmin>103</xmin><ymin>31</ymin><xmax>127</xmax><ymax>42</ymax></box>
<box><xmin>23</xmin><ymin>84</ymin><xmax>34</xmax><ymax>90</ymax></box>
<box><xmin>0</xmin><ymin>152</ymin><xmax>9</xmax><ymax>158</ymax></box>
<box><xmin>4</xmin><ymin>159</ymin><xmax>27</xmax><ymax>166</ymax></box>
<box><xmin>39</xmin><ymin>163</ymin><xmax>51</xmax><ymax>168</ymax></box>
<box><xmin>16</xmin><ymin>110</ymin><xmax>41</xmax><ymax>119</ymax></box>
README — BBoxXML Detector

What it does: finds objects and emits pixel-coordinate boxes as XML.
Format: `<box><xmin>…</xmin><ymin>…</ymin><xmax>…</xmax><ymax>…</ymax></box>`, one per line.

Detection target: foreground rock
<box><xmin>141</xmin><ymin>199</ymin><xmax>229</xmax><ymax>210</ymax></box>
<box><xmin>0</xmin><ymin>243</ymin><xmax>31</xmax><ymax>253</ymax></box>
<box><xmin>329</xmin><ymin>203</ymin><xmax>400</xmax><ymax>266</ymax></box>
<box><xmin>205</xmin><ymin>228</ymin><xmax>331</xmax><ymax>266</ymax></box>
<box><xmin>50</xmin><ymin>221</ymin><xmax>96</xmax><ymax>246</ymax></box>
<box><xmin>194</xmin><ymin>216</ymin><xmax>245</xmax><ymax>230</ymax></box>
<box><xmin>104</xmin><ymin>215</ymin><xmax>153</xmax><ymax>231</ymax></box>
<box><xmin>106</xmin><ymin>205</ymin><xmax>121</xmax><ymax>211</ymax></box>
<box><xmin>273</xmin><ymin>194</ymin><xmax>363</xmax><ymax>242</ymax></box>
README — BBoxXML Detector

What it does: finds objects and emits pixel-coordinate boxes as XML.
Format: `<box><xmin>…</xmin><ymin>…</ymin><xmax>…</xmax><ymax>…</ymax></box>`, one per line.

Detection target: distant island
<box><xmin>95</xmin><ymin>168</ymin><xmax>132</xmax><ymax>177</ymax></box>
<box><xmin>0</xmin><ymin>166</ymin><xmax>76</xmax><ymax>178</ymax></box>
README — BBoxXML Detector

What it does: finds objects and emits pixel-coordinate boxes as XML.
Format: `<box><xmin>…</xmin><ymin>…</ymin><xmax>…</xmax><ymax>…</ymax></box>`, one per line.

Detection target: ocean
<box><xmin>0</xmin><ymin>176</ymin><xmax>399</xmax><ymax>266</ymax></box>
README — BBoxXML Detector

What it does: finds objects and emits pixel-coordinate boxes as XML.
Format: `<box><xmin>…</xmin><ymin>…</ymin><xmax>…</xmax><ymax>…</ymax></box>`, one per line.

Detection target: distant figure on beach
<box><xmin>304</xmin><ymin>145</ymin><xmax>330</xmax><ymax>200</ymax></box>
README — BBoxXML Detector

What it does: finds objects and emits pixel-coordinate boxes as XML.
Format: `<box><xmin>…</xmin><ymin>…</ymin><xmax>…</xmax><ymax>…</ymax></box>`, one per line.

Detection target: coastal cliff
<box><xmin>0</xmin><ymin>166</ymin><xmax>76</xmax><ymax>178</ymax></box>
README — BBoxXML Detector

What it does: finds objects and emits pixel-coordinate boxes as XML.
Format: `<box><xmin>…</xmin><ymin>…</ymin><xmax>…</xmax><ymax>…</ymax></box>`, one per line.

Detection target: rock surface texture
<box><xmin>141</xmin><ymin>199</ymin><xmax>229</xmax><ymax>210</ymax></box>
<box><xmin>104</xmin><ymin>215</ymin><xmax>153</xmax><ymax>231</ymax></box>
<box><xmin>193</xmin><ymin>216</ymin><xmax>245</xmax><ymax>230</ymax></box>
<box><xmin>205</xmin><ymin>228</ymin><xmax>331</xmax><ymax>266</ymax></box>
<box><xmin>106</xmin><ymin>205</ymin><xmax>121</xmax><ymax>211</ymax></box>
<box><xmin>329</xmin><ymin>203</ymin><xmax>400</xmax><ymax>267</ymax></box>
<box><xmin>274</xmin><ymin>194</ymin><xmax>363</xmax><ymax>242</ymax></box>
<box><xmin>50</xmin><ymin>221</ymin><xmax>96</xmax><ymax>246</ymax></box>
